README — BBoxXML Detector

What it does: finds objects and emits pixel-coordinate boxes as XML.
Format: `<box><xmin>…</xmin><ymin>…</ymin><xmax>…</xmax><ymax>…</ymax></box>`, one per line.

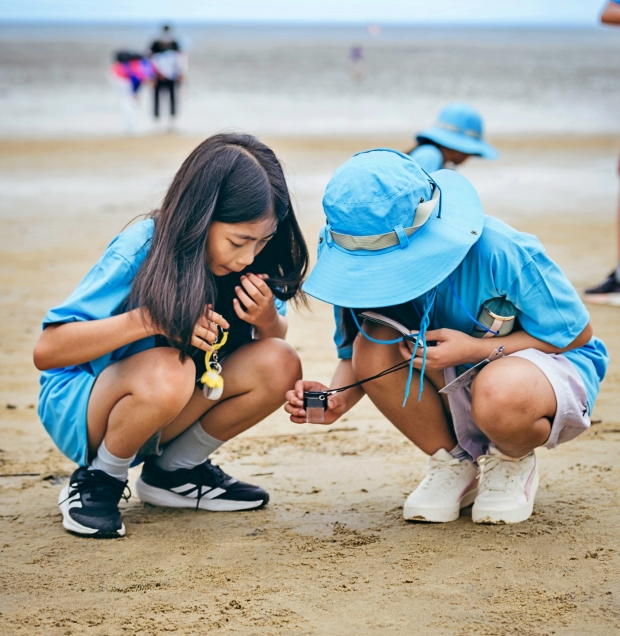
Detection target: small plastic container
<box><xmin>303</xmin><ymin>391</ymin><xmax>328</xmax><ymax>423</ymax></box>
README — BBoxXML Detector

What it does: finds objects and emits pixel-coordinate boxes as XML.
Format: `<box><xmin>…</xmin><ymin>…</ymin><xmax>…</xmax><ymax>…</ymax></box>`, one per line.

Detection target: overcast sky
<box><xmin>0</xmin><ymin>0</ymin><xmax>610</xmax><ymax>25</ymax></box>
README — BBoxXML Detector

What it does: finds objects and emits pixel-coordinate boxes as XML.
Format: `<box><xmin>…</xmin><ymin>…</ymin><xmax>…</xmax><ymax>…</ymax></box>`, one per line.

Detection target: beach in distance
<box><xmin>1</xmin><ymin>21</ymin><xmax>620</xmax><ymax>636</ymax></box>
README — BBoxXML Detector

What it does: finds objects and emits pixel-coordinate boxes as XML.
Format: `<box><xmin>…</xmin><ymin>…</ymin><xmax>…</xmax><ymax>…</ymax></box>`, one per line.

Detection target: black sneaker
<box><xmin>585</xmin><ymin>270</ymin><xmax>620</xmax><ymax>295</ymax></box>
<box><xmin>135</xmin><ymin>458</ymin><xmax>269</xmax><ymax>511</ymax></box>
<box><xmin>58</xmin><ymin>467</ymin><xmax>130</xmax><ymax>538</ymax></box>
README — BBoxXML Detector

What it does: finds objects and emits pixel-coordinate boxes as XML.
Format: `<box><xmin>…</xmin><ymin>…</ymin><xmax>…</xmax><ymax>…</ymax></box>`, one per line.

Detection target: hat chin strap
<box><xmin>329</xmin><ymin>186</ymin><xmax>440</xmax><ymax>252</ymax></box>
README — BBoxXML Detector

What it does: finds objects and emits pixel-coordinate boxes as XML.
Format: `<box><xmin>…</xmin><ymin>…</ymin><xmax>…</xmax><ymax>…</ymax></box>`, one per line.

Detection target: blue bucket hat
<box><xmin>303</xmin><ymin>148</ymin><xmax>484</xmax><ymax>309</ymax></box>
<box><xmin>416</xmin><ymin>103</ymin><xmax>498</xmax><ymax>160</ymax></box>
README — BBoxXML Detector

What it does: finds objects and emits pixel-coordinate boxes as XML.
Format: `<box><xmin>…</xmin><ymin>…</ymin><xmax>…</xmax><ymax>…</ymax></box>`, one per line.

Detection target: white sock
<box><xmin>448</xmin><ymin>443</ymin><xmax>470</xmax><ymax>462</ymax></box>
<box><xmin>155</xmin><ymin>422</ymin><xmax>224</xmax><ymax>472</ymax></box>
<box><xmin>615</xmin><ymin>262</ymin><xmax>620</xmax><ymax>282</ymax></box>
<box><xmin>89</xmin><ymin>439</ymin><xmax>135</xmax><ymax>482</ymax></box>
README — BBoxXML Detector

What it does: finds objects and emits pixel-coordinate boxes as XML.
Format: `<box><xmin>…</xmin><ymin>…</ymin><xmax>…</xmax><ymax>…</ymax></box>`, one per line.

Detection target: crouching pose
<box><xmin>286</xmin><ymin>149</ymin><xmax>607</xmax><ymax>525</ymax></box>
<box><xmin>34</xmin><ymin>134</ymin><xmax>308</xmax><ymax>537</ymax></box>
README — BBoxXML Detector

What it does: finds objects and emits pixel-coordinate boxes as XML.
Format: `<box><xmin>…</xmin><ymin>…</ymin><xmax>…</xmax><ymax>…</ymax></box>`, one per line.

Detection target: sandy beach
<box><xmin>0</xmin><ymin>133</ymin><xmax>619</xmax><ymax>635</ymax></box>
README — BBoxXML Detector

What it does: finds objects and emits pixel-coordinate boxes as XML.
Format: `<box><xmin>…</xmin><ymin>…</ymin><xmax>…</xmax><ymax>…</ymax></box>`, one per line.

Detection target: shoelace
<box><xmin>420</xmin><ymin>456</ymin><xmax>466</xmax><ymax>491</ymax></box>
<box><xmin>190</xmin><ymin>460</ymin><xmax>230</xmax><ymax>512</ymax></box>
<box><xmin>477</xmin><ymin>454</ymin><xmax>523</xmax><ymax>493</ymax></box>
<box><xmin>60</xmin><ymin>472</ymin><xmax>131</xmax><ymax>506</ymax></box>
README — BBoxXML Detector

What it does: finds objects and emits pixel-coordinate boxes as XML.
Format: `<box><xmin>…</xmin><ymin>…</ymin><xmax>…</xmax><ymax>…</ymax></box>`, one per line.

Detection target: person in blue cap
<box><xmin>285</xmin><ymin>149</ymin><xmax>607</xmax><ymax>525</ymax></box>
<box><xmin>584</xmin><ymin>1</ymin><xmax>620</xmax><ymax>297</ymax></box>
<box><xmin>407</xmin><ymin>103</ymin><xmax>498</xmax><ymax>174</ymax></box>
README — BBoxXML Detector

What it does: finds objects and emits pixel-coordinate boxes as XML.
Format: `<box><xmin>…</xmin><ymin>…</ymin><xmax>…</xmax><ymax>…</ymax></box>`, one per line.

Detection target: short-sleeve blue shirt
<box><xmin>39</xmin><ymin>219</ymin><xmax>287</xmax><ymax>465</ymax></box>
<box><xmin>329</xmin><ymin>216</ymin><xmax>608</xmax><ymax>412</ymax></box>
<box><xmin>408</xmin><ymin>145</ymin><xmax>444</xmax><ymax>174</ymax></box>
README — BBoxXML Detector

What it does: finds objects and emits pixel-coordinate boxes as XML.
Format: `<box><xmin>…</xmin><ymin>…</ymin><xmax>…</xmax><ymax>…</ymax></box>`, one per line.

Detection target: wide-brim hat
<box><xmin>303</xmin><ymin>149</ymin><xmax>484</xmax><ymax>308</ymax></box>
<box><xmin>416</xmin><ymin>102</ymin><xmax>498</xmax><ymax>160</ymax></box>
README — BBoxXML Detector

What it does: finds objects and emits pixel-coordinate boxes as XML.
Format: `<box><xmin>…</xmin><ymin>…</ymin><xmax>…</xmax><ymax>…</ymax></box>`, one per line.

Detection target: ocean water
<box><xmin>0</xmin><ymin>22</ymin><xmax>619</xmax><ymax>138</ymax></box>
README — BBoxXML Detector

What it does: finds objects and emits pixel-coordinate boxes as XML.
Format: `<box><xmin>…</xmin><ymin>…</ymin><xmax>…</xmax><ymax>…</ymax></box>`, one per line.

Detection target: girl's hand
<box><xmin>399</xmin><ymin>328</ymin><xmax>483</xmax><ymax>370</ymax></box>
<box><xmin>191</xmin><ymin>308</ymin><xmax>230</xmax><ymax>352</ymax></box>
<box><xmin>233</xmin><ymin>273</ymin><xmax>278</xmax><ymax>331</ymax></box>
<box><xmin>285</xmin><ymin>380</ymin><xmax>348</xmax><ymax>425</ymax></box>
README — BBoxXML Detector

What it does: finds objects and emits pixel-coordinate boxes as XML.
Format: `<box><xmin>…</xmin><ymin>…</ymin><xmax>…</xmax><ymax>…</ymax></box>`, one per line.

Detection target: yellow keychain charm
<box><xmin>200</xmin><ymin>330</ymin><xmax>229</xmax><ymax>401</ymax></box>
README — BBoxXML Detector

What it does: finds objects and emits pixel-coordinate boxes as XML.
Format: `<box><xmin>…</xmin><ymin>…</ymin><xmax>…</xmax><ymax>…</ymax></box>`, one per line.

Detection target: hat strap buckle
<box><xmin>329</xmin><ymin>186</ymin><xmax>440</xmax><ymax>252</ymax></box>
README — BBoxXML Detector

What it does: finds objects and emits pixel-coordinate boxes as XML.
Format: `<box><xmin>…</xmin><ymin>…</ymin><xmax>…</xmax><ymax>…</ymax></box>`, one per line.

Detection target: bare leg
<box><xmin>471</xmin><ymin>356</ymin><xmax>556</xmax><ymax>458</ymax></box>
<box><xmin>87</xmin><ymin>347</ymin><xmax>196</xmax><ymax>460</ymax></box>
<box><xmin>88</xmin><ymin>339</ymin><xmax>302</xmax><ymax>462</ymax></box>
<box><xmin>161</xmin><ymin>338</ymin><xmax>302</xmax><ymax>444</ymax></box>
<box><xmin>351</xmin><ymin>324</ymin><xmax>456</xmax><ymax>455</ymax></box>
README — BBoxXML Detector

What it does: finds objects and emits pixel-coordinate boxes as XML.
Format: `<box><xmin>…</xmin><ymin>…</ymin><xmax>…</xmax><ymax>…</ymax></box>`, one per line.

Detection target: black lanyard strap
<box><xmin>327</xmin><ymin>359</ymin><xmax>412</xmax><ymax>395</ymax></box>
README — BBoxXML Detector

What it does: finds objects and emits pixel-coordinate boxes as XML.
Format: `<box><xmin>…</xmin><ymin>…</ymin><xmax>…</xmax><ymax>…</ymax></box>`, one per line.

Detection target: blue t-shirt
<box><xmin>330</xmin><ymin>216</ymin><xmax>608</xmax><ymax>412</ymax></box>
<box><xmin>43</xmin><ymin>218</ymin><xmax>287</xmax><ymax>377</ymax></box>
<box><xmin>408</xmin><ymin>145</ymin><xmax>444</xmax><ymax>174</ymax></box>
<box><xmin>39</xmin><ymin>219</ymin><xmax>287</xmax><ymax>465</ymax></box>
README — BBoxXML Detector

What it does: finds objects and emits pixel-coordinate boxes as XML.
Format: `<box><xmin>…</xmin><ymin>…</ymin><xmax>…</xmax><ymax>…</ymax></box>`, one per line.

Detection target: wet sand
<box><xmin>1</xmin><ymin>134</ymin><xmax>619</xmax><ymax>635</ymax></box>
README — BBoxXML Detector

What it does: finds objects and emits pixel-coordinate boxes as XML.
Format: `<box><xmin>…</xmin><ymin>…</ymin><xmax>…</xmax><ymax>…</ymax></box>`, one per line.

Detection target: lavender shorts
<box><xmin>443</xmin><ymin>348</ymin><xmax>590</xmax><ymax>460</ymax></box>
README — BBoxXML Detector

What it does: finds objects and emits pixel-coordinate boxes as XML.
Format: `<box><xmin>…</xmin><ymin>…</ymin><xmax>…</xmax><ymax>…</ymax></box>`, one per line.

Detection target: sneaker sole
<box><xmin>472</xmin><ymin>469</ymin><xmax>539</xmax><ymax>524</ymax></box>
<box><xmin>135</xmin><ymin>478</ymin><xmax>268</xmax><ymax>511</ymax></box>
<box><xmin>58</xmin><ymin>485</ymin><xmax>126</xmax><ymax>538</ymax></box>
<box><xmin>403</xmin><ymin>487</ymin><xmax>478</xmax><ymax>523</ymax></box>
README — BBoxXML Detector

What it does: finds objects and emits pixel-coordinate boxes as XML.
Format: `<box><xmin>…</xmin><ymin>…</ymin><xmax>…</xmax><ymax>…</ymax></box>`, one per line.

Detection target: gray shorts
<box><xmin>443</xmin><ymin>348</ymin><xmax>590</xmax><ymax>460</ymax></box>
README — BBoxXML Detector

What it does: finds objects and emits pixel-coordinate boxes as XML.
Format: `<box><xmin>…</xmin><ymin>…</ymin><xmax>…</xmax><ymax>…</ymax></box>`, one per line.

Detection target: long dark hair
<box><xmin>129</xmin><ymin>133</ymin><xmax>309</xmax><ymax>357</ymax></box>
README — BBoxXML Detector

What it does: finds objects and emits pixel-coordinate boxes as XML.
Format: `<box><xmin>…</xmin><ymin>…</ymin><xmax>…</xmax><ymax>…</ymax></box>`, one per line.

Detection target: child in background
<box><xmin>407</xmin><ymin>103</ymin><xmax>498</xmax><ymax>173</ymax></box>
<box><xmin>108</xmin><ymin>52</ymin><xmax>155</xmax><ymax>134</ymax></box>
<box><xmin>286</xmin><ymin>150</ymin><xmax>607</xmax><ymax>525</ymax></box>
<box><xmin>34</xmin><ymin>133</ymin><xmax>309</xmax><ymax>538</ymax></box>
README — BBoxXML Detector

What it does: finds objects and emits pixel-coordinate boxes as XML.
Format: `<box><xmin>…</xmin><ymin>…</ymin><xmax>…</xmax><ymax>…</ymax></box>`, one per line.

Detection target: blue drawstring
<box><xmin>349</xmin><ymin>310</ymin><xmax>403</xmax><ymax>346</ymax></box>
<box><xmin>447</xmin><ymin>275</ymin><xmax>499</xmax><ymax>336</ymax></box>
<box><xmin>403</xmin><ymin>288</ymin><xmax>436</xmax><ymax>405</ymax></box>
<box><xmin>349</xmin><ymin>287</ymin><xmax>437</xmax><ymax>407</ymax></box>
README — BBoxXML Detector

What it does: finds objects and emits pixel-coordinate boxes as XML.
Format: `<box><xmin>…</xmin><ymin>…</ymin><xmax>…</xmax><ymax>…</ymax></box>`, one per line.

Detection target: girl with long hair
<box><xmin>34</xmin><ymin>133</ymin><xmax>309</xmax><ymax>537</ymax></box>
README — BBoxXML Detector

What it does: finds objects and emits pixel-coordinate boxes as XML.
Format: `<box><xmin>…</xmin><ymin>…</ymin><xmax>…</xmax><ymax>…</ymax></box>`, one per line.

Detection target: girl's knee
<box><xmin>254</xmin><ymin>339</ymin><xmax>301</xmax><ymax>385</ymax></box>
<box><xmin>471</xmin><ymin>361</ymin><xmax>529</xmax><ymax>430</ymax></box>
<box><xmin>139</xmin><ymin>348</ymin><xmax>195</xmax><ymax>408</ymax></box>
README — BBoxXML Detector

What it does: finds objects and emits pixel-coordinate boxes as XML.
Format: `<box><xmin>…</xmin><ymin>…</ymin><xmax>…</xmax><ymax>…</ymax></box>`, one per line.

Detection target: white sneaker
<box><xmin>472</xmin><ymin>447</ymin><xmax>539</xmax><ymax>524</ymax></box>
<box><xmin>403</xmin><ymin>449</ymin><xmax>479</xmax><ymax>523</ymax></box>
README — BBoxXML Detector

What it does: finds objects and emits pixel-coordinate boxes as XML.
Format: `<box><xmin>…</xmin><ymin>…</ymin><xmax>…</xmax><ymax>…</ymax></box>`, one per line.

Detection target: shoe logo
<box><xmin>62</xmin><ymin>491</ymin><xmax>82</xmax><ymax>510</ymax></box>
<box><xmin>171</xmin><ymin>483</ymin><xmax>212</xmax><ymax>498</ymax></box>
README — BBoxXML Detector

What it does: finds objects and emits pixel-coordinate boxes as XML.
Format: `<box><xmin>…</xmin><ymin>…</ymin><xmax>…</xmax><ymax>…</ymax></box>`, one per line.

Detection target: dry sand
<box><xmin>1</xmin><ymin>134</ymin><xmax>619</xmax><ymax>635</ymax></box>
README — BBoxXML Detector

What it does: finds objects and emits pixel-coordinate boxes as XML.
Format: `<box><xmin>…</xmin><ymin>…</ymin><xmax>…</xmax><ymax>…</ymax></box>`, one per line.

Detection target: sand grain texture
<box><xmin>1</xmin><ymin>136</ymin><xmax>619</xmax><ymax>635</ymax></box>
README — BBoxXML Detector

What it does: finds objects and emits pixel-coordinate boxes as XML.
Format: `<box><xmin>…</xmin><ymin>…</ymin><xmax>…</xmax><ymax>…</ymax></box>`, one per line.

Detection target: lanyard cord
<box><xmin>349</xmin><ymin>310</ymin><xmax>403</xmax><ymax>345</ymax></box>
<box><xmin>327</xmin><ymin>359</ymin><xmax>411</xmax><ymax>395</ymax></box>
<box><xmin>447</xmin><ymin>275</ymin><xmax>499</xmax><ymax>336</ymax></box>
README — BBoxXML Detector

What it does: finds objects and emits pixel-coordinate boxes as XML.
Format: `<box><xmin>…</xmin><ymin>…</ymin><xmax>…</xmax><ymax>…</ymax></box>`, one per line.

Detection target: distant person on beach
<box><xmin>286</xmin><ymin>150</ymin><xmax>607</xmax><ymax>526</ymax></box>
<box><xmin>108</xmin><ymin>51</ymin><xmax>155</xmax><ymax>134</ymax></box>
<box><xmin>585</xmin><ymin>0</ymin><xmax>620</xmax><ymax>297</ymax></box>
<box><xmin>407</xmin><ymin>103</ymin><xmax>498</xmax><ymax>173</ymax></box>
<box><xmin>149</xmin><ymin>25</ymin><xmax>187</xmax><ymax>126</ymax></box>
<box><xmin>34</xmin><ymin>134</ymin><xmax>309</xmax><ymax>538</ymax></box>
<box><xmin>349</xmin><ymin>45</ymin><xmax>366</xmax><ymax>83</ymax></box>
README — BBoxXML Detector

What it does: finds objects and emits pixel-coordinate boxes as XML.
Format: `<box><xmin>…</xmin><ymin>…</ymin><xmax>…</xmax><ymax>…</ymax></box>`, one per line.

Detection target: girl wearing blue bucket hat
<box><xmin>407</xmin><ymin>103</ymin><xmax>498</xmax><ymax>174</ymax></box>
<box><xmin>285</xmin><ymin>149</ymin><xmax>608</xmax><ymax>525</ymax></box>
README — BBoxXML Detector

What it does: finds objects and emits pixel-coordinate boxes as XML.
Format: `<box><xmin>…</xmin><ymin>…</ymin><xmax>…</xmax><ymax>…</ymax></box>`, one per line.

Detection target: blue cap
<box><xmin>303</xmin><ymin>149</ymin><xmax>484</xmax><ymax>308</ymax></box>
<box><xmin>416</xmin><ymin>103</ymin><xmax>498</xmax><ymax>160</ymax></box>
